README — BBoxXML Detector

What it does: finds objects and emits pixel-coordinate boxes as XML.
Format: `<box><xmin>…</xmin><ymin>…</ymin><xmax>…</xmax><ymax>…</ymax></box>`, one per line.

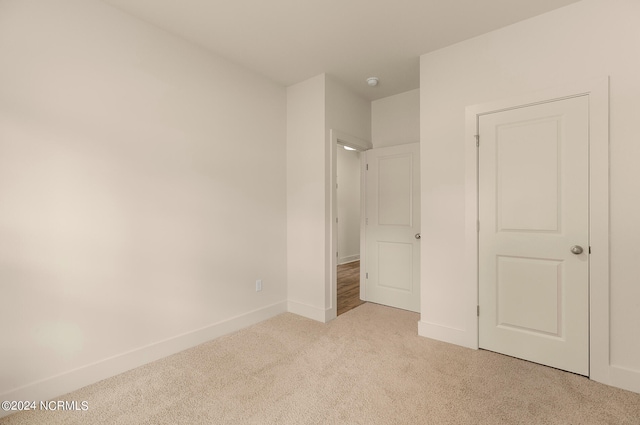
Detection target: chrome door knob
<box><xmin>415</xmin><ymin>233</ymin><xmax>421</xmax><ymax>240</ymax></box>
<box><xmin>570</xmin><ymin>245</ymin><xmax>583</xmax><ymax>255</ymax></box>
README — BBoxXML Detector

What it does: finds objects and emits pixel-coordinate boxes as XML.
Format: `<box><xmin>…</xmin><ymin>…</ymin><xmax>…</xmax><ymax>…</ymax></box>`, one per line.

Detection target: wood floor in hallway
<box><xmin>337</xmin><ymin>260</ymin><xmax>365</xmax><ymax>316</ymax></box>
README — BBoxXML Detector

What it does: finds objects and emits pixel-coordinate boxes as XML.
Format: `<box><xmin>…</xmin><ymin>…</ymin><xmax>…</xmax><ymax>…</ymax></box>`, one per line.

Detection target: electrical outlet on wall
<box><xmin>255</xmin><ymin>279</ymin><xmax>262</xmax><ymax>292</ymax></box>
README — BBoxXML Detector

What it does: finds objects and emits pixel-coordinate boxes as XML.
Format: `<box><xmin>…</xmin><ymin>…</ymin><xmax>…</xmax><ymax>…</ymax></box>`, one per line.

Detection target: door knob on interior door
<box><xmin>570</xmin><ymin>245</ymin><xmax>583</xmax><ymax>255</ymax></box>
<box><xmin>415</xmin><ymin>233</ymin><xmax>421</xmax><ymax>240</ymax></box>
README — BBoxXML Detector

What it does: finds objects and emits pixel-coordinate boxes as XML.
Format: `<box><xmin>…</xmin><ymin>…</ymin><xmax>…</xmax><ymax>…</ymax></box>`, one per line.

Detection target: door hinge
<box><xmin>366</xmin><ymin>272</ymin><xmax>369</xmax><ymax>279</ymax></box>
<box><xmin>336</xmin><ymin>217</ymin><xmax>338</xmax><ymax>223</ymax></box>
<box><xmin>589</xmin><ymin>246</ymin><xmax>592</xmax><ymax>254</ymax></box>
<box><xmin>366</xmin><ymin>164</ymin><xmax>369</xmax><ymax>171</ymax></box>
<box><xmin>366</xmin><ymin>217</ymin><xmax>369</xmax><ymax>225</ymax></box>
<box><xmin>475</xmin><ymin>134</ymin><xmax>479</xmax><ymax>147</ymax></box>
<box><xmin>477</xmin><ymin>305</ymin><xmax>480</xmax><ymax>316</ymax></box>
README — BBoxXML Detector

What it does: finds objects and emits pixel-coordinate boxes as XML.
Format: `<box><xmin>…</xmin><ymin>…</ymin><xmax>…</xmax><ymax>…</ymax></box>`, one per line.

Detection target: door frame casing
<box><xmin>329</xmin><ymin>130</ymin><xmax>372</xmax><ymax>321</ymax></box>
<box><xmin>464</xmin><ymin>77</ymin><xmax>610</xmax><ymax>384</ymax></box>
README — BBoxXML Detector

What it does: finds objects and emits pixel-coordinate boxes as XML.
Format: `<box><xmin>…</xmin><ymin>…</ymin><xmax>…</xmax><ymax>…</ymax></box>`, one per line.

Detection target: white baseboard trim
<box><xmin>418</xmin><ymin>320</ymin><xmax>476</xmax><ymax>349</ymax></box>
<box><xmin>287</xmin><ymin>299</ymin><xmax>330</xmax><ymax>323</ymax></box>
<box><xmin>609</xmin><ymin>365</ymin><xmax>640</xmax><ymax>394</ymax></box>
<box><xmin>0</xmin><ymin>301</ymin><xmax>287</xmax><ymax>418</ymax></box>
<box><xmin>338</xmin><ymin>255</ymin><xmax>360</xmax><ymax>265</ymax></box>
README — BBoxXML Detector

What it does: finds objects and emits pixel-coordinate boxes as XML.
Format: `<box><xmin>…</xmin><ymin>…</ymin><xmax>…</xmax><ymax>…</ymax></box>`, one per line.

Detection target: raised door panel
<box><xmin>497</xmin><ymin>118</ymin><xmax>560</xmax><ymax>233</ymax></box>
<box><xmin>378</xmin><ymin>155</ymin><xmax>413</xmax><ymax>226</ymax></box>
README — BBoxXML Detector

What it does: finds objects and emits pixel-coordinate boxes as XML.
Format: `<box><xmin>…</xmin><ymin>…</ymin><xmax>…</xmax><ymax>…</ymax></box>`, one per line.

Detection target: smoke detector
<box><xmin>366</xmin><ymin>77</ymin><xmax>379</xmax><ymax>87</ymax></box>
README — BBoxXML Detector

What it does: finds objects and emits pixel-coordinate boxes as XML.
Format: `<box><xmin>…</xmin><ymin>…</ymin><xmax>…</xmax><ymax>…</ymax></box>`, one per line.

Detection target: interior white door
<box><xmin>478</xmin><ymin>96</ymin><xmax>589</xmax><ymax>375</ymax></box>
<box><xmin>365</xmin><ymin>143</ymin><xmax>420</xmax><ymax>312</ymax></box>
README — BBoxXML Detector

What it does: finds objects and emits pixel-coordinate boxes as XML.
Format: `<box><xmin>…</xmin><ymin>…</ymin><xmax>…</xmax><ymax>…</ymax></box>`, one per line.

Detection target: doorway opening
<box><xmin>329</xmin><ymin>130</ymin><xmax>371</xmax><ymax>320</ymax></box>
<box><xmin>336</xmin><ymin>143</ymin><xmax>365</xmax><ymax>316</ymax></box>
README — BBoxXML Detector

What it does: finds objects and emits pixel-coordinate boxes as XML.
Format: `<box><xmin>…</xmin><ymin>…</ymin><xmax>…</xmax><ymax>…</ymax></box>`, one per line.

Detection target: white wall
<box><xmin>337</xmin><ymin>148</ymin><xmax>361</xmax><ymax>264</ymax></box>
<box><xmin>326</xmin><ymin>77</ymin><xmax>372</xmax><ymax>144</ymax></box>
<box><xmin>326</xmin><ymin>77</ymin><xmax>370</xmax><ymax>316</ymax></box>
<box><xmin>0</xmin><ymin>0</ymin><xmax>287</xmax><ymax>406</ymax></box>
<box><xmin>419</xmin><ymin>0</ymin><xmax>640</xmax><ymax>393</ymax></box>
<box><xmin>287</xmin><ymin>74</ymin><xmax>370</xmax><ymax>321</ymax></box>
<box><xmin>372</xmin><ymin>89</ymin><xmax>420</xmax><ymax>148</ymax></box>
<box><xmin>286</xmin><ymin>75</ymin><xmax>327</xmax><ymax>321</ymax></box>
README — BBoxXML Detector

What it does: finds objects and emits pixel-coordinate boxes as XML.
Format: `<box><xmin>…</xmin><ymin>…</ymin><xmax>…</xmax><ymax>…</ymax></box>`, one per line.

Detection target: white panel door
<box><xmin>478</xmin><ymin>96</ymin><xmax>589</xmax><ymax>375</ymax></box>
<box><xmin>365</xmin><ymin>143</ymin><xmax>420</xmax><ymax>312</ymax></box>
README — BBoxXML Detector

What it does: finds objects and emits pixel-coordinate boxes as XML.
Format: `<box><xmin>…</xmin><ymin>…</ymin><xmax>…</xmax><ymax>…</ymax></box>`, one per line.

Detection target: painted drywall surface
<box><xmin>325</xmin><ymin>77</ymin><xmax>371</xmax><ymax>309</ymax></box>
<box><xmin>337</xmin><ymin>148</ymin><xmax>361</xmax><ymax>264</ymax></box>
<box><xmin>326</xmin><ymin>76</ymin><xmax>372</xmax><ymax>143</ymax></box>
<box><xmin>420</xmin><ymin>0</ymin><xmax>640</xmax><ymax>377</ymax></box>
<box><xmin>0</xmin><ymin>0</ymin><xmax>287</xmax><ymax>395</ymax></box>
<box><xmin>286</xmin><ymin>75</ymin><xmax>327</xmax><ymax>316</ymax></box>
<box><xmin>372</xmin><ymin>89</ymin><xmax>420</xmax><ymax>148</ymax></box>
<box><xmin>286</xmin><ymin>74</ymin><xmax>370</xmax><ymax>319</ymax></box>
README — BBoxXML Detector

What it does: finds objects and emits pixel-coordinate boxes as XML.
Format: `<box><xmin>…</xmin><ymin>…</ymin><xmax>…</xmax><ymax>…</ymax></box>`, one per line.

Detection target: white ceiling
<box><xmin>103</xmin><ymin>0</ymin><xmax>580</xmax><ymax>101</ymax></box>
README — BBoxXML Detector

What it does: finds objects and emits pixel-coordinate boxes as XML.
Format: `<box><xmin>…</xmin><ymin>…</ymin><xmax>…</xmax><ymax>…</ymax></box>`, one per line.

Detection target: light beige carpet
<box><xmin>2</xmin><ymin>303</ymin><xmax>639</xmax><ymax>424</ymax></box>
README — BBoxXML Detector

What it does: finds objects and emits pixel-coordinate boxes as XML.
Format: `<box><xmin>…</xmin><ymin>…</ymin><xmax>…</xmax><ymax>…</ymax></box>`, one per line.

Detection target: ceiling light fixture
<box><xmin>366</xmin><ymin>77</ymin><xmax>379</xmax><ymax>87</ymax></box>
<box><xmin>343</xmin><ymin>145</ymin><xmax>356</xmax><ymax>151</ymax></box>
